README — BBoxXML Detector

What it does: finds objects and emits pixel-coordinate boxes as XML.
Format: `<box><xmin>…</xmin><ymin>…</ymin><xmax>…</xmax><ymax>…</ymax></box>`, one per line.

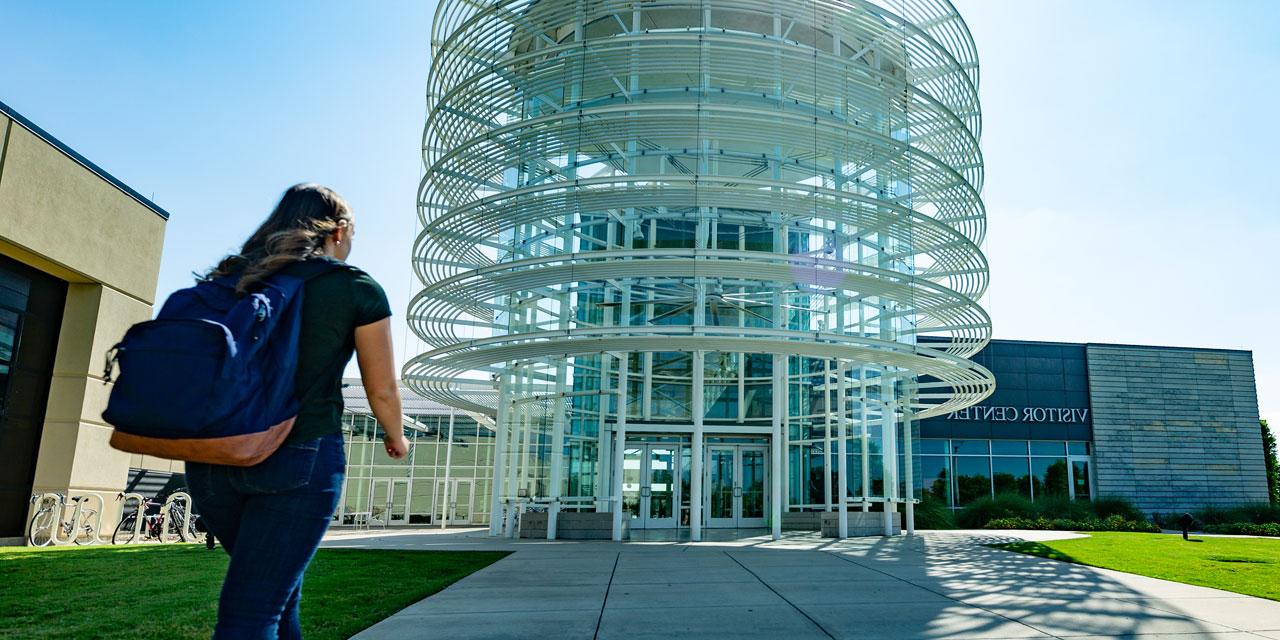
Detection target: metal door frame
<box><xmin>369</xmin><ymin>478</ymin><xmax>411</xmax><ymax>527</ymax></box>
<box><xmin>1067</xmin><ymin>456</ymin><xmax>1093</xmax><ymax>501</ymax></box>
<box><xmin>624</xmin><ymin>443</ymin><xmax>683</xmax><ymax>529</ymax></box>
<box><xmin>704</xmin><ymin>444</ymin><xmax>769</xmax><ymax>528</ymax></box>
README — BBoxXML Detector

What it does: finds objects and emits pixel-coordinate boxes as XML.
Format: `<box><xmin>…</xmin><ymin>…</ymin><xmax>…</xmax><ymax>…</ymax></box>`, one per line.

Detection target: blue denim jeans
<box><xmin>187</xmin><ymin>433</ymin><xmax>345</xmax><ymax>639</ymax></box>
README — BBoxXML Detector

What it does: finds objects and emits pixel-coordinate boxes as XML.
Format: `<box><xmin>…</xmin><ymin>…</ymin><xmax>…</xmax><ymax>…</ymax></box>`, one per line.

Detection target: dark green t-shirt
<box><xmin>280</xmin><ymin>257</ymin><xmax>392</xmax><ymax>443</ymax></box>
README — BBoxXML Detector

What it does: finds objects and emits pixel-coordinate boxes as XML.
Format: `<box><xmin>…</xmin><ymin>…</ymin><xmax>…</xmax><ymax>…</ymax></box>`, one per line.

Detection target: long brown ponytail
<box><xmin>207</xmin><ymin>184</ymin><xmax>351</xmax><ymax>294</ymax></box>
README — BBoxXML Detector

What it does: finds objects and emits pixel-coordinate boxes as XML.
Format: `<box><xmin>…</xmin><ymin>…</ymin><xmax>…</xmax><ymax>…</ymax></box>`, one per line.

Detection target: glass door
<box><xmin>707</xmin><ymin>446</ymin><xmax>737</xmax><ymax>528</ymax></box>
<box><xmin>623</xmin><ymin>444</ymin><xmax>683</xmax><ymax>529</ymax></box>
<box><xmin>622</xmin><ymin>447</ymin><xmax>643</xmax><ymax>523</ymax></box>
<box><xmin>738</xmin><ymin>446</ymin><xmax>767</xmax><ymax>527</ymax></box>
<box><xmin>646</xmin><ymin>447</ymin><xmax>677</xmax><ymax>528</ymax></box>
<box><xmin>387</xmin><ymin>479</ymin><xmax>410</xmax><ymax>525</ymax></box>
<box><xmin>1068</xmin><ymin>458</ymin><xmax>1091</xmax><ymax>501</ymax></box>
<box><xmin>450</xmin><ymin>478</ymin><xmax>474</xmax><ymax>524</ymax></box>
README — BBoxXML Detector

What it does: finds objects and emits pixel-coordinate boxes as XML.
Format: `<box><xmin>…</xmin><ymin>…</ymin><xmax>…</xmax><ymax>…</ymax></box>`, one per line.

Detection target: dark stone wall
<box><xmin>1086</xmin><ymin>344</ymin><xmax>1267</xmax><ymax>512</ymax></box>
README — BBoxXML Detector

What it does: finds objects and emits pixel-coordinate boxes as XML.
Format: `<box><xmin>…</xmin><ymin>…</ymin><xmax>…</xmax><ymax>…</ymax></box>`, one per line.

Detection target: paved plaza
<box><xmin>323</xmin><ymin>529</ymin><xmax>1280</xmax><ymax>639</ymax></box>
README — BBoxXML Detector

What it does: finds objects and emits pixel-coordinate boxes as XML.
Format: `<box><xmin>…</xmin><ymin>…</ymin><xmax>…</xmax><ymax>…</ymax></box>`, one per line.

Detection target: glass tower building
<box><xmin>406</xmin><ymin>0</ymin><xmax>992</xmax><ymax>540</ymax></box>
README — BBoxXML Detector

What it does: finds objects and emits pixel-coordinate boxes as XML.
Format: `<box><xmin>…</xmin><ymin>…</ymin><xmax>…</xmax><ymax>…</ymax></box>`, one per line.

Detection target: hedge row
<box><xmin>1202</xmin><ymin>522</ymin><xmax>1280</xmax><ymax>537</ymax></box>
<box><xmin>984</xmin><ymin>515</ymin><xmax>1160</xmax><ymax>532</ymax></box>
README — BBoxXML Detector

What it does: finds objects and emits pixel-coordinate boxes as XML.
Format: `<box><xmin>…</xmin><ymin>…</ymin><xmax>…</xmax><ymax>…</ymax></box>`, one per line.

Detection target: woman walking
<box><xmin>186</xmin><ymin>183</ymin><xmax>409</xmax><ymax>639</ymax></box>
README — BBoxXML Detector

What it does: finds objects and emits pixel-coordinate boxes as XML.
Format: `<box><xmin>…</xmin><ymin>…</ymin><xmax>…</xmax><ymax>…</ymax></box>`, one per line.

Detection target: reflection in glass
<box><xmin>919</xmin><ymin>455</ymin><xmax>950</xmax><ymax>504</ymax></box>
<box><xmin>1032</xmin><ymin>457</ymin><xmax>1070</xmax><ymax>498</ymax></box>
<box><xmin>991</xmin><ymin>440</ymin><xmax>1028</xmax><ymax>456</ymax></box>
<box><xmin>741</xmin><ymin>449</ymin><xmax>765</xmax><ymax>518</ymax></box>
<box><xmin>680</xmin><ymin>448</ymin><xmax>691</xmax><ymax>526</ymax></box>
<box><xmin>952</xmin><ymin>440</ymin><xmax>990</xmax><ymax>455</ymax></box>
<box><xmin>992</xmin><ymin>457</ymin><xmax>1031</xmax><ymax>498</ymax></box>
<box><xmin>1072</xmin><ymin>460</ymin><xmax>1091</xmax><ymax>501</ymax></box>
<box><xmin>649</xmin><ymin>447</ymin><xmax>674</xmax><ymax>519</ymax></box>
<box><xmin>1030</xmin><ymin>441</ymin><xmax>1066</xmax><ymax>456</ymax></box>
<box><xmin>623</xmin><ymin>448</ymin><xmax>642</xmax><ymax>518</ymax></box>
<box><xmin>709</xmin><ymin>449</ymin><xmax>734</xmax><ymax>519</ymax></box>
<box><xmin>953</xmin><ymin>456</ymin><xmax>991</xmax><ymax>505</ymax></box>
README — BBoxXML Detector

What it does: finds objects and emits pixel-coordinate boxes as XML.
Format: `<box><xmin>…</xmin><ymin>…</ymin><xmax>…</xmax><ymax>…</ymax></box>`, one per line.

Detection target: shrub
<box><xmin>912</xmin><ymin>494</ymin><xmax>956</xmax><ymax>530</ymax></box>
<box><xmin>1030</xmin><ymin>495</ymin><xmax>1094</xmax><ymax>521</ymax></box>
<box><xmin>956</xmin><ymin>493</ymin><xmax>1034</xmax><ymax>528</ymax></box>
<box><xmin>1203</xmin><ymin>522</ymin><xmax>1280</xmax><ymax>537</ymax></box>
<box><xmin>1162</xmin><ymin>503</ymin><xmax>1280</xmax><ymax>528</ymax></box>
<box><xmin>1090</xmin><ymin>496</ymin><xmax>1145</xmax><ymax>521</ymax></box>
<box><xmin>1209</xmin><ymin>503</ymin><xmax>1280</xmax><ymax>525</ymax></box>
<box><xmin>983</xmin><ymin>515</ymin><xmax>1159</xmax><ymax>533</ymax></box>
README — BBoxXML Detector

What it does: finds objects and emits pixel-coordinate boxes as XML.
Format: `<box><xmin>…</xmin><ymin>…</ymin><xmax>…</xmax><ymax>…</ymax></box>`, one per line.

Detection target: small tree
<box><xmin>1263</xmin><ymin>419</ymin><xmax>1279</xmax><ymax>506</ymax></box>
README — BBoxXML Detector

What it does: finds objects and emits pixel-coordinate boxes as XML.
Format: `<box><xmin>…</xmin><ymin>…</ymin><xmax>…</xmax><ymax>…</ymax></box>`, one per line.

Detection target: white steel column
<box><xmin>771</xmin><ymin>353</ymin><xmax>784</xmax><ymax>541</ymax></box>
<box><xmin>597</xmin><ymin>353</ymin><xmax>612</xmax><ymax>512</ymax></box>
<box><xmin>547</xmin><ymin>360</ymin><xmax>568</xmax><ymax>540</ymax></box>
<box><xmin>489</xmin><ymin>374</ymin><xmax>511</xmax><ymax>536</ymax></box>
<box><xmin>823</xmin><ymin>359</ymin><xmax>832</xmax><ymax>512</ymax></box>
<box><xmin>860</xmin><ymin>367</ymin><xmax>870</xmax><ymax>512</ymax></box>
<box><xmin>904</xmin><ymin>415</ymin><xmax>915</xmax><ymax>535</ymax></box>
<box><xmin>691</xmin><ymin>350</ymin><xmax>705</xmax><ymax>542</ymax></box>
<box><xmin>441</xmin><ymin>409</ymin><xmax>456</xmax><ymax>529</ymax></box>
<box><xmin>883</xmin><ymin>401</ymin><xmax>898</xmax><ymax>537</ymax></box>
<box><xmin>611</xmin><ymin>358</ymin><xmax>629</xmax><ymax>541</ymax></box>
<box><xmin>836</xmin><ymin>362</ymin><xmax>849</xmax><ymax>538</ymax></box>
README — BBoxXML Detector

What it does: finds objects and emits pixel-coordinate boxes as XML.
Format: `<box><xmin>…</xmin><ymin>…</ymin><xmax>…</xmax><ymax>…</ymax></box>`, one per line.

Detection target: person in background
<box><xmin>186</xmin><ymin>184</ymin><xmax>409</xmax><ymax>639</ymax></box>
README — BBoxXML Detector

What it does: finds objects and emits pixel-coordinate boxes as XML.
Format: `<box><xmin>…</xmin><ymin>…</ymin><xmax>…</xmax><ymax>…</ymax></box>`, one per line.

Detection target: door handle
<box><xmin>640</xmin><ymin>487</ymin><xmax>651</xmax><ymax>497</ymax></box>
<box><xmin>733</xmin><ymin>486</ymin><xmax>742</xmax><ymax>497</ymax></box>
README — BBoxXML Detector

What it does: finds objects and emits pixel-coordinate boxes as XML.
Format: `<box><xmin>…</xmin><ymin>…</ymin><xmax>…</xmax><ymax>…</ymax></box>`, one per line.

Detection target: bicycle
<box><xmin>168</xmin><ymin>498</ymin><xmax>206</xmax><ymax>544</ymax></box>
<box><xmin>112</xmin><ymin>493</ymin><xmax>205</xmax><ymax>544</ymax></box>
<box><xmin>27</xmin><ymin>493</ymin><xmax>97</xmax><ymax>547</ymax></box>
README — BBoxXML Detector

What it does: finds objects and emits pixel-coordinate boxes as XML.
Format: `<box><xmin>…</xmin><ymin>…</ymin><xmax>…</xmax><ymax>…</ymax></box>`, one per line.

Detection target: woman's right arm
<box><xmin>354</xmin><ymin>317</ymin><xmax>409</xmax><ymax>459</ymax></box>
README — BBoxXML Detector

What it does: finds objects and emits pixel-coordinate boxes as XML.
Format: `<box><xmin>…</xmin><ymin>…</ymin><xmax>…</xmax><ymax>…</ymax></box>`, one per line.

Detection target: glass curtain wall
<box><xmin>919</xmin><ymin>438</ymin><xmax>1094</xmax><ymax>507</ymax></box>
<box><xmin>407</xmin><ymin>0</ymin><xmax>992</xmax><ymax>537</ymax></box>
<box><xmin>337</xmin><ymin>412</ymin><xmax>495</xmax><ymax>526</ymax></box>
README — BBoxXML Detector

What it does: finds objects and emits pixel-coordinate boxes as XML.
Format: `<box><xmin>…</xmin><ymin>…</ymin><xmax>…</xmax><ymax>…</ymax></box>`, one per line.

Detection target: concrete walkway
<box><xmin>324</xmin><ymin>529</ymin><xmax>1280</xmax><ymax>639</ymax></box>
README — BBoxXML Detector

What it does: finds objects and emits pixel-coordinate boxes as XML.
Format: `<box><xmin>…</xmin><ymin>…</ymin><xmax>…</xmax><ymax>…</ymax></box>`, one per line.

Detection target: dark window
<box><xmin>1032</xmin><ymin>457</ymin><xmax>1070</xmax><ymax>499</ymax></box>
<box><xmin>953</xmin><ymin>456</ymin><xmax>990</xmax><ymax>505</ymax></box>
<box><xmin>951</xmin><ymin>439</ymin><xmax>989</xmax><ymax>455</ymax></box>
<box><xmin>0</xmin><ymin>255</ymin><xmax>67</xmax><ymax>537</ymax></box>
<box><xmin>1072</xmin><ymin>460</ymin><xmax>1091</xmax><ymax>500</ymax></box>
<box><xmin>991</xmin><ymin>440</ymin><xmax>1027</xmax><ymax>456</ymax></box>
<box><xmin>919</xmin><ymin>455</ymin><xmax>950</xmax><ymax>504</ymax></box>
<box><xmin>654</xmin><ymin>219</ymin><xmax>696</xmax><ymax>249</ymax></box>
<box><xmin>919</xmin><ymin>439</ymin><xmax>948</xmax><ymax>455</ymax></box>
<box><xmin>1030</xmin><ymin>441</ymin><xmax>1065</xmax><ymax>456</ymax></box>
<box><xmin>992</xmin><ymin>457</ymin><xmax>1031</xmax><ymax>498</ymax></box>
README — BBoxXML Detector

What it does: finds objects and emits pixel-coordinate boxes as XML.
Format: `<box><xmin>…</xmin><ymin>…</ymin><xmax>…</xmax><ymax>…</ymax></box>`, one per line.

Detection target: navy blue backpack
<box><xmin>103</xmin><ymin>260</ymin><xmax>340</xmax><ymax>466</ymax></box>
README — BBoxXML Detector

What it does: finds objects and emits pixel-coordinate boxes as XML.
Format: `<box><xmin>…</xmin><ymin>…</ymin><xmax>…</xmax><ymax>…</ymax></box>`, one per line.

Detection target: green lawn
<box><xmin>993</xmin><ymin>532</ymin><xmax>1280</xmax><ymax>601</ymax></box>
<box><xmin>0</xmin><ymin>544</ymin><xmax>508</xmax><ymax>639</ymax></box>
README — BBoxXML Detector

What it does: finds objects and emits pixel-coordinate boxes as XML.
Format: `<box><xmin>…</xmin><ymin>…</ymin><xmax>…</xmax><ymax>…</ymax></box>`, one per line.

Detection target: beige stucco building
<box><xmin>0</xmin><ymin>100</ymin><xmax>167</xmax><ymax>542</ymax></box>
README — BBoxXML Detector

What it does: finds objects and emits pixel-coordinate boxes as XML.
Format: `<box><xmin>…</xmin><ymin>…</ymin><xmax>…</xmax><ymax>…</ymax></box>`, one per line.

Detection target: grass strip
<box><xmin>0</xmin><ymin>544</ymin><xmax>508</xmax><ymax>639</ymax></box>
<box><xmin>992</xmin><ymin>532</ymin><xmax>1280</xmax><ymax>601</ymax></box>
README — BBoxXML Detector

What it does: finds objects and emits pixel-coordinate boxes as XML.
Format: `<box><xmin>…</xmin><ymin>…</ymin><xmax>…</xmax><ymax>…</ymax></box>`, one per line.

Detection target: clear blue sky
<box><xmin>2</xmin><ymin>0</ymin><xmax>1276</xmax><ymax>425</ymax></box>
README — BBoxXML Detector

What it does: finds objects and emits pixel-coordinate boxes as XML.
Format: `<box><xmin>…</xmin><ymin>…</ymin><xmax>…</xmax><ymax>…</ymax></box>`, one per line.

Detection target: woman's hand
<box><xmin>383</xmin><ymin>432</ymin><xmax>410</xmax><ymax>459</ymax></box>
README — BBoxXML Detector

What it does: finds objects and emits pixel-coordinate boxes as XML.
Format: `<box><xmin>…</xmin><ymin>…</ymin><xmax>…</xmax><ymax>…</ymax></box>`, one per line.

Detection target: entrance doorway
<box><xmin>705</xmin><ymin>444</ymin><xmax>768</xmax><ymax>528</ymax></box>
<box><xmin>623</xmin><ymin>445</ymin><xmax>682</xmax><ymax>529</ymax></box>
<box><xmin>621</xmin><ymin>438</ymin><xmax>770</xmax><ymax>530</ymax></box>
<box><xmin>369</xmin><ymin>478</ymin><xmax>410</xmax><ymax>526</ymax></box>
<box><xmin>440</xmin><ymin>478</ymin><xmax>476</xmax><ymax>525</ymax></box>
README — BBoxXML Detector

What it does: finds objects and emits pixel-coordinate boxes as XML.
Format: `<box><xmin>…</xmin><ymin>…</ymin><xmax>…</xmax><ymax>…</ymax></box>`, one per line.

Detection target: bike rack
<box><xmin>162</xmin><ymin>492</ymin><xmax>195</xmax><ymax>541</ymax></box>
<box><xmin>36</xmin><ymin>492</ymin><xmax>105</xmax><ymax>546</ymax></box>
<box><xmin>117</xmin><ymin>492</ymin><xmax>146</xmax><ymax>543</ymax></box>
<box><xmin>75</xmin><ymin>493</ymin><xmax>108</xmax><ymax>545</ymax></box>
<box><xmin>28</xmin><ymin>493</ymin><xmax>61</xmax><ymax>545</ymax></box>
